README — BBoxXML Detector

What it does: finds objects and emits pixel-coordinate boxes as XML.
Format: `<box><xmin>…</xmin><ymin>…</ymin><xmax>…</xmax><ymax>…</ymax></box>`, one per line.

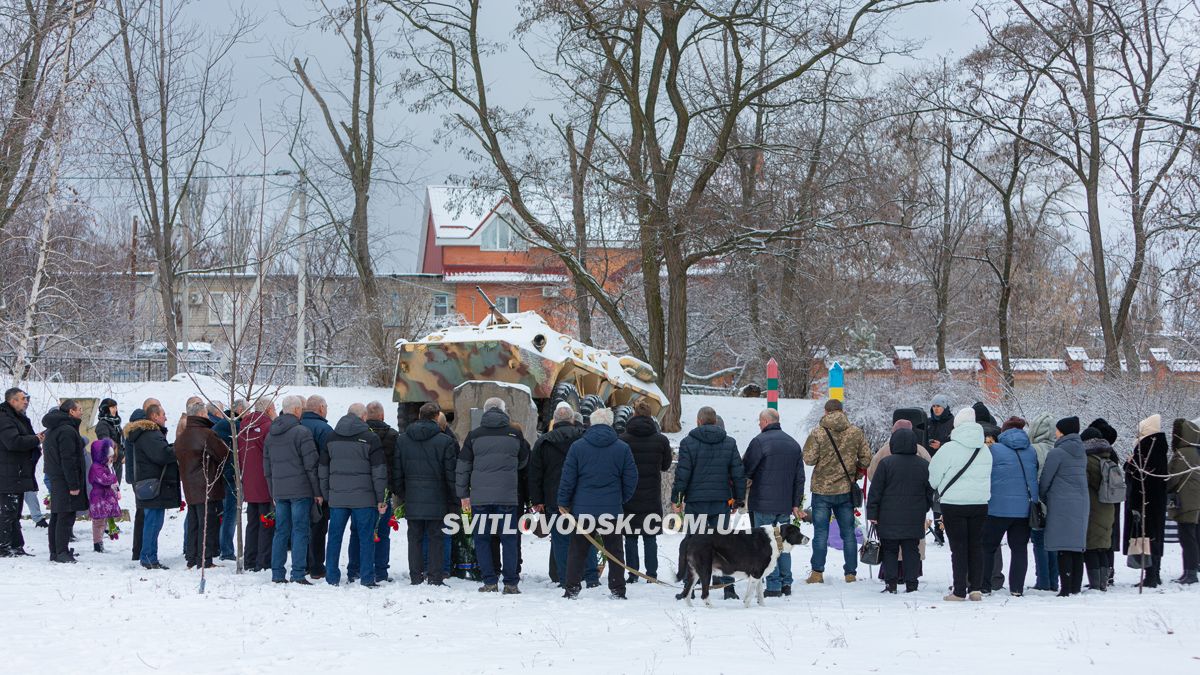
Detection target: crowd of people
<box><xmin>1</xmin><ymin>385</ymin><xmax>1197</xmax><ymax>604</ymax></box>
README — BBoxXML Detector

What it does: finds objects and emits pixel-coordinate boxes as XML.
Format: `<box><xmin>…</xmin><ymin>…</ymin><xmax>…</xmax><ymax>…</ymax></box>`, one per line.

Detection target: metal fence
<box><xmin>2</xmin><ymin>353</ymin><xmax>369</xmax><ymax>387</ymax></box>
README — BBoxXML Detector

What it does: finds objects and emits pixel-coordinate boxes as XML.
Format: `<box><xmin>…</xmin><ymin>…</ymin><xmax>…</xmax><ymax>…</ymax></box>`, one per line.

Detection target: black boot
<box><xmin>881</xmin><ymin>581</ymin><xmax>897</xmax><ymax>594</ymax></box>
<box><xmin>1085</xmin><ymin>566</ymin><xmax>1107</xmax><ymax>591</ymax></box>
<box><xmin>93</xmin><ymin>542</ymin><xmax>104</xmax><ymax>554</ymax></box>
<box><xmin>723</xmin><ymin>585</ymin><xmax>739</xmax><ymax>600</ymax></box>
<box><xmin>905</xmin><ymin>581</ymin><xmax>919</xmax><ymax>593</ymax></box>
<box><xmin>1179</xmin><ymin>569</ymin><xmax>1199</xmax><ymax>585</ymax></box>
<box><xmin>1056</xmin><ymin>569</ymin><xmax>1071</xmax><ymax>597</ymax></box>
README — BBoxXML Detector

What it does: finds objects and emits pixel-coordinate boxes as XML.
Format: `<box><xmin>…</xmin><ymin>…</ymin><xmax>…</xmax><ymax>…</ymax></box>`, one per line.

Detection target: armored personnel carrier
<box><xmin>392</xmin><ymin>304</ymin><xmax>668</xmax><ymax>433</ymax></box>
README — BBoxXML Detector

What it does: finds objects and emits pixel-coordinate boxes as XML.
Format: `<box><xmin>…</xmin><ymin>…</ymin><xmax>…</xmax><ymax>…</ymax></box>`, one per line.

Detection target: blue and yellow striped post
<box><xmin>828</xmin><ymin>362</ymin><xmax>844</xmax><ymax>401</ymax></box>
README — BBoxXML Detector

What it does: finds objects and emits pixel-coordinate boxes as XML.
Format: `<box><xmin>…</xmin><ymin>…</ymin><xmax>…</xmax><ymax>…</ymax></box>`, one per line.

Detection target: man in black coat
<box><xmin>671</xmin><ymin>405</ymin><xmax>745</xmax><ymax>598</ymax></box>
<box><xmin>42</xmin><ymin>400</ymin><xmax>88</xmax><ymax>563</ymax></box>
<box><xmin>742</xmin><ymin>408</ymin><xmax>805</xmax><ymax>596</ymax></box>
<box><xmin>127</xmin><ymin>404</ymin><xmax>180</xmax><ymax>570</ymax></box>
<box><xmin>395</xmin><ymin>402</ymin><xmax>458</xmax><ymax>585</ymax></box>
<box><xmin>350</xmin><ymin>401</ymin><xmax>401</xmax><ymax>583</ymax></box>
<box><xmin>530</xmin><ymin>403</ymin><xmax>593</xmax><ymax>585</ymax></box>
<box><xmin>867</xmin><ymin>428</ymin><xmax>933</xmax><ymax>593</ymax></box>
<box><xmin>0</xmin><ymin>387</ymin><xmax>42</xmax><ymax>557</ymax></box>
<box><xmin>620</xmin><ymin>401</ymin><xmax>672</xmax><ymax>582</ymax></box>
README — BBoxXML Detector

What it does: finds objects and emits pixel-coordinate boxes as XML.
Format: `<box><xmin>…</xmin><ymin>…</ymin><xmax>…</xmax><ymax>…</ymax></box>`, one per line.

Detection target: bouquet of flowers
<box><xmin>260</xmin><ymin>512</ymin><xmax>276</xmax><ymax>528</ymax></box>
<box><xmin>105</xmin><ymin>518</ymin><xmax>120</xmax><ymax>541</ymax></box>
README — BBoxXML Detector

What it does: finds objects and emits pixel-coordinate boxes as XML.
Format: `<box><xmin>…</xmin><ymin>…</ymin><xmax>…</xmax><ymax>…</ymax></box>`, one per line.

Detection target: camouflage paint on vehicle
<box><xmin>393</xmin><ymin>311</ymin><xmax>668</xmax><ymax>419</ymax></box>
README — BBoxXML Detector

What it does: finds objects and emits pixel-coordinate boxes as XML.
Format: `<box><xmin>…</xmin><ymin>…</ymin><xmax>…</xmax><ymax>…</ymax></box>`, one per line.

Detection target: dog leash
<box><xmin>578</xmin><ymin>524</ymin><xmax>790</xmax><ymax>591</ymax></box>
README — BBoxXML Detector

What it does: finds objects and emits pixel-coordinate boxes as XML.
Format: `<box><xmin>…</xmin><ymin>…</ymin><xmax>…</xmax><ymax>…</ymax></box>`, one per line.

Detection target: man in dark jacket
<box><xmin>742</xmin><ymin>408</ymin><xmax>805</xmax><ymax>596</ymax></box>
<box><xmin>1</xmin><ymin>387</ymin><xmax>41</xmax><ymax>557</ymax></box>
<box><xmin>350</xmin><ymin>401</ymin><xmax>400</xmax><ymax>583</ymax></box>
<box><xmin>300</xmin><ymin>395</ymin><xmax>334</xmax><ymax>579</ymax></box>
<box><xmin>264</xmin><ymin>395</ymin><xmax>321</xmax><ymax>584</ymax></box>
<box><xmin>395</xmin><ymin>402</ymin><xmax>457</xmax><ymax>585</ymax></box>
<box><xmin>127</xmin><ymin>404</ymin><xmax>179</xmax><ymax>570</ymax></box>
<box><xmin>558</xmin><ymin>407</ymin><xmax>638</xmax><ymax>599</ymax></box>
<box><xmin>531</xmin><ymin>403</ymin><xmax>595</xmax><ymax>585</ymax></box>
<box><xmin>927</xmin><ymin>395</ymin><xmax>953</xmax><ymax>547</ymax></box>
<box><xmin>620</xmin><ymin>401</ymin><xmax>672</xmax><ymax>582</ymax></box>
<box><xmin>671</xmin><ymin>405</ymin><xmax>746</xmax><ymax>598</ymax></box>
<box><xmin>320</xmin><ymin>403</ymin><xmax>387</xmax><ymax>587</ymax></box>
<box><xmin>457</xmin><ymin>398</ymin><xmax>531</xmax><ymax>593</ymax></box>
<box><xmin>175</xmin><ymin>400</ymin><xmax>231</xmax><ymax>569</ymax></box>
<box><xmin>42</xmin><ymin>400</ymin><xmax>88</xmax><ymax>563</ymax></box>
<box><xmin>867</xmin><ymin>428</ymin><xmax>933</xmax><ymax>593</ymax></box>
<box><xmin>211</xmin><ymin>400</ymin><xmax>246</xmax><ymax>562</ymax></box>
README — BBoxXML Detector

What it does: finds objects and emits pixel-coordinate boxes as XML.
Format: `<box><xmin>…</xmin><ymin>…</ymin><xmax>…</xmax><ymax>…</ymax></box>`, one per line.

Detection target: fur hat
<box><xmin>972</xmin><ymin>402</ymin><xmax>997</xmax><ymax>426</ymax></box>
<box><xmin>982</xmin><ymin>423</ymin><xmax>1002</xmax><ymax>441</ymax></box>
<box><xmin>891</xmin><ymin>419</ymin><xmax>913</xmax><ymax>432</ymax></box>
<box><xmin>953</xmin><ymin>407</ymin><xmax>976</xmax><ymax>427</ymax></box>
<box><xmin>1081</xmin><ymin>427</ymin><xmax>1103</xmax><ymax>442</ymax></box>
<box><xmin>1088</xmin><ymin>418</ymin><xmax>1118</xmax><ymax>445</ymax></box>
<box><xmin>1056</xmin><ymin>416</ymin><xmax>1081</xmax><ymax>436</ymax></box>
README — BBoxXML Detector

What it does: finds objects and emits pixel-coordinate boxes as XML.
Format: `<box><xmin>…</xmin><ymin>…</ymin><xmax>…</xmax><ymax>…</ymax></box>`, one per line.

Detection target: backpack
<box><xmin>1098</xmin><ymin>458</ymin><xmax>1126</xmax><ymax>504</ymax></box>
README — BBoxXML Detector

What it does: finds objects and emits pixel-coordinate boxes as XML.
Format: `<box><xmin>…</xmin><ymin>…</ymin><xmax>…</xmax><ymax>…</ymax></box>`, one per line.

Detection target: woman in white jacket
<box><xmin>928</xmin><ymin>407</ymin><xmax>993</xmax><ymax>601</ymax></box>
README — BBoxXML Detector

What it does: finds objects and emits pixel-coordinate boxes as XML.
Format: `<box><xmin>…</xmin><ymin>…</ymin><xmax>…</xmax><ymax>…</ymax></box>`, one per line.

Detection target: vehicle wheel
<box><xmin>579</xmin><ymin>394</ymin><xmax>606</xmax><ymax>425</ymax></box>
<box><xmin>549</xmin><ymin>382</ymin><xmax>580</xmax><ymax>412</ymax></box>
<box><xmin>612</xmin><ymin>405</ymin><xmax>634</xmax><ymax>434</ymax></box>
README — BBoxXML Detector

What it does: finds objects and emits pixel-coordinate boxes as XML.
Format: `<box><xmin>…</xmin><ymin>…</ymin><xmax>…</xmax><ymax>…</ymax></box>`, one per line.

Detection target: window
<box><xmin>496</xmin><ymin>296</ymin><xmax>519</xmax><ymax>313</ymax></box>
<box><xmin>432</xmin><ymin>293</ymin><xmax>451</xmax><ymax>317</ymax></box>
<box><xmin>479</xmin><ymin>217</ymin><xmax>527</xmax><ymax>251</ymax></box>
<box><xmin>208</xmin><ymin>292</ymin><xmax>234</xmax><ymax>325</ymax></box>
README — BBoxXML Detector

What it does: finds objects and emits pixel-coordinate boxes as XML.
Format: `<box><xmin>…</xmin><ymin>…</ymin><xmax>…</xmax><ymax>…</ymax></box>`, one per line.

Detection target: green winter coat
<box><xmin>1028</xmin><ymin>414</ymin><xmax>1055</xmax><ymax>479</ymax></box>
<box><xmin>1167</xmin><ymin>418</ymin><xmax>1200</xmax><ymax>525</ymax></box>
<box><xmin>1084</xmin><ymin>438</ymin><xmax>1118</xmax><ymax>550</ymax></box>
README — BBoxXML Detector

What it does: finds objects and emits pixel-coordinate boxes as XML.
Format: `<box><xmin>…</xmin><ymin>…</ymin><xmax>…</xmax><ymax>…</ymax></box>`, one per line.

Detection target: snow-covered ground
<box><xmin>3</xmin><ymin>381</ymin><xmax>1197</xmax><ymax>672</ymax></box>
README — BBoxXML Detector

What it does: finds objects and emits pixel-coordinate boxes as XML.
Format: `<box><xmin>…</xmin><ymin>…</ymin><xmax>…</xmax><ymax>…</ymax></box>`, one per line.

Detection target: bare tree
<box><xmin>100</xmin><ymin>0</ymin><xmax>252</xmax><ymax>377</ymax></box>
<box><xmin>389</xmin><ymin>0</ymin><xmax>933</xmax><ymax>430</ymax></box>
<box><xmin>287</xmin><ymin>0</ymin><xmax>397</xmax><ymax>384</ymax></box>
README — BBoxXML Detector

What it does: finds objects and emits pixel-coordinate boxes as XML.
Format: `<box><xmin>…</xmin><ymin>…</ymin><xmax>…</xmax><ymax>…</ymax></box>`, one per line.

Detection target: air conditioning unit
<box><xmin>541</xmin><ymin>286</ymin><xmax>561</xmax><ymax>298</ymax></box>
<box><xmin>189</xmin><ymin>292</ymin><xmax>204</xmax><ymax>306</ymax></box>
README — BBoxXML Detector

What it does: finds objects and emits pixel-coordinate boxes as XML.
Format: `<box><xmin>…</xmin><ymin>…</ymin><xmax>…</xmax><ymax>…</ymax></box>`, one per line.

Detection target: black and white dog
<box><xmin>675</xmin><ymin>524</ymin><xmax>808</xmax><ymax>608</ymax></box>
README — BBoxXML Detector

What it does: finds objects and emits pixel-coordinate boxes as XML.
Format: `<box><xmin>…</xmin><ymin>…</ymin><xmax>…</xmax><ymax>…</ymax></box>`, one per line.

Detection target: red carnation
<box><xmin>388</xmin><ymin>515</ymin><xmax>399</xmax><ymax>531</ymax></box>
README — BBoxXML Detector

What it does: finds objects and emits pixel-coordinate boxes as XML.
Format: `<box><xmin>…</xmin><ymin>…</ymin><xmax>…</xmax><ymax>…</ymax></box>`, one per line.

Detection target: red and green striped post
<box><xmin>766</xmin><ymin>357</ymin><xmax>779</xmax><ymax>410</ymax></box>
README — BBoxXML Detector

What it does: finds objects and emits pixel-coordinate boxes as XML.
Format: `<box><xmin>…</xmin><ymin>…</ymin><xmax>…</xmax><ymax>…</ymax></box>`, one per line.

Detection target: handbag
<box><xmin>1126</xmin><ymin>511</ymin><xmax>1153</xmax><ymax>569</ymax></box>
<box><xmin>133</xmin><ymin>465</ymin><xmax>167</xmax><ymax>501</ymax></box>
<box><xmin>859</xmin><ymin>523</ymin><xmax>881</xmax><ymax>566</ymax></box>
<box><xmin>932</xmin><ymin>445</ymin><xmax>983</xmax><ymax>511</ymax></box>
<box><xmin>1013</xmin><ymin>449</ymin><xmax>1045</xmax><ymax>530</ymax></box>
<box><xmin>824</xmin><ymin>428</ymin><xmax>863</xmax><ymax>508</ymax></box>
<box><xmin>1127</xmin><ymin>536</ymin><xmax>1153</xmax><ymax>569</ymax></box>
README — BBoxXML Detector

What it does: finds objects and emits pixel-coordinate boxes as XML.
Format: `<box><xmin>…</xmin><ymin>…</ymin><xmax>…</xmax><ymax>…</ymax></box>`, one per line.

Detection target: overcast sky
<box><xmin>193</xmin><ymin>0</ymin><xmax>984</xmax><ymax>274</ymax></box>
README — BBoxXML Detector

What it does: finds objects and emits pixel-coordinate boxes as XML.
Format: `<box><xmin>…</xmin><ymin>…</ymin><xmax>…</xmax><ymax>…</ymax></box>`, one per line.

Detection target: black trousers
<box><xmin>1056</xmin><ymin>550</ymin><xmax>1084</xmax><ymax>594</ymax></box>
<box><xmin>981</xmin><ymin>516</ymin><xmax>1030</xmax><ymax>593</ymax></box>
<box><xmin>308</xmin><ymin>502</ymin><xmax>329</xmax><ymax>575</ymax></box>
<box><xmin>941</xmin><ymin>503</ymin><xmax>988</xmax><ymax>597</ymax></box>
<box><xmin>0</xmin><ymin>493</ymin><xmax>21</xmax><ymax>554</ymax></box>
<box><xmin>130</xmin><ymin>506</ymin><xmax>145</xmax><ymax>561</ymax></box>
<box><xmin>48</xmin><ymin>511</ymin><xmax>77</xmax><ymax>559</ymax></box>
<box><xmin>880</xmin><ymin>538</ymin><xmax>921</xmax><ymax>585</ymax></box>
<box><xmin>185</xmin><ymin>502</ymin><xmax>221</xmax><ymax>566</ymax></box>
<box><xmin>566</xmin><ymin>531</ymin><xmax>625</xmax><ymax>591</ymax></box>
<box><xmin>407</xmin><ymin>519</ymin><xmax>446</xmax><ymax>583</ymax></box>
<box><xmin>244</xmin><ymin>502</ymin><xmax>273</xmax><ymax>570</ymax></box>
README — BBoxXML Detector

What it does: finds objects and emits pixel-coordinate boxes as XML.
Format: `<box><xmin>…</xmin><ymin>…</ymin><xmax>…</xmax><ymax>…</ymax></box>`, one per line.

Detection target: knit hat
<box><xmin>1056</xmin><ymin>416</ymin><xmax>1080</xmax><ymax>436</ymax></box>
<box><xmin>1081</xmin><ymin>427</ymin><xmax>1102</xmax><ymax>442</ymax></box>
<box><xmin>953</xmin><ymin>407</ymin><xmax>976</xmax><ymax>427</ymax></box>
<box><xmin>1088</xmin><ymin>418</ymin><xmax>1118</xmax><ymax>445</ymax></box>
<box><xmin>931</xmin><ymin>394</ymin><xmax>951</xmax><ymax>410</ymax></box>
<box><xmin>891</xmin><ymin>419</ymin><xmax>913</xmax><ymax>432</ymax></box>
<box><xmin>972</xmin><ymin>402</ymin><xmax>997</xmax><ymax>426</ymax></box>
<box><xmin>1001</xmin><ymin>416</ymin><xmax>1027</xmax><ymax>432</ymax></box>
